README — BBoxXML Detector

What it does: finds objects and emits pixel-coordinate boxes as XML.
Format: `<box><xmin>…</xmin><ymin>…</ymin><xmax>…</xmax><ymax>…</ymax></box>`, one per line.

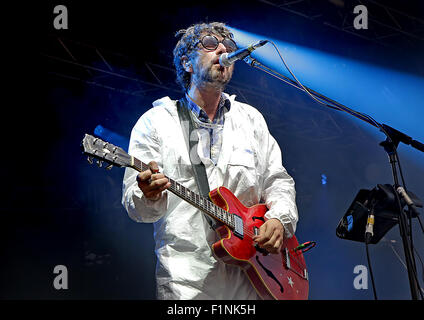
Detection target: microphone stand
<box><xmin>243</xmin><ymin>57</ymin><xmax>424</xmax><ymax>299</ymax></box>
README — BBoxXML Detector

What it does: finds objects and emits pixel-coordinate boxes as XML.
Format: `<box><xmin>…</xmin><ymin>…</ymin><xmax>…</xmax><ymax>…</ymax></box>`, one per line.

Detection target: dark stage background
<box><xmin>2</xmin><ymin>0</ymin><xmax>424</xmax><ymax>300</ymax></box>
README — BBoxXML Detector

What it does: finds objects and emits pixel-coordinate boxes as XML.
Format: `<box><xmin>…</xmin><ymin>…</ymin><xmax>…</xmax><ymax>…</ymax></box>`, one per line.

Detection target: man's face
<box><xmin>190</xmin><ymin>33</ymin><xmax>235</xmax><ymax>91</ymax></box>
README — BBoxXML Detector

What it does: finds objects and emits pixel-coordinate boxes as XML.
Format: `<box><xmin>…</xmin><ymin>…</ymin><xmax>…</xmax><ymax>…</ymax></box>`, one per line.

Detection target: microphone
<box><xmin>219</xmin><ymin>40</ymin><xmax>268</xmax><ymax>67</ymax></box>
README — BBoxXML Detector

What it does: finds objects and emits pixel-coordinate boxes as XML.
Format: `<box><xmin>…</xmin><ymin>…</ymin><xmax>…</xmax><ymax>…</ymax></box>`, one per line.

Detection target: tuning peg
<box><xmin>97</xmin><ymin>160</ymin><xmax>103</xmax><ymax>167</ymax></box>
<box><xmin>87</xmin><ymin>156</ymin><xmax>94</xmax><ymax>164</ymax></box>
<box><xmin>105</xmin><ymin>164</ymin><xmax>113</xmax><ymax>170</ymax></box>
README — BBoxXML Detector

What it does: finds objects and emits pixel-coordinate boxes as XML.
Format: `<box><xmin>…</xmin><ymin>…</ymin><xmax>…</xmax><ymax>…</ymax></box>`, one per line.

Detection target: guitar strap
<box><xmin>176</xmin><ymin>97</ymin><xmax>220</xmax><ymax>230</ymax></box>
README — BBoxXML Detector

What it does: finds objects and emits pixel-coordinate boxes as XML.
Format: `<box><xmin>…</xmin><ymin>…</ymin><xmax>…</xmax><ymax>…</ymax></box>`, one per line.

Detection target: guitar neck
<box><xmin>131</xmin><ymin>156</ymin><xmax>235</xmax><ymax>228</ymax></box>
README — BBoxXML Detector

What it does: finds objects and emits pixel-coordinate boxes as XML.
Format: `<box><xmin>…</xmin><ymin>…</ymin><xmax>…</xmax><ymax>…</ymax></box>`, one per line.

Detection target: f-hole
<box><xmin>255</xmin><ymin>256</ymin><xmax>284</xmax><ymax>293</ymax></box>
<box><xmin>252</xmin><ymin>216</ymin><xmax>265</xmax><ymax>222</ymax></box>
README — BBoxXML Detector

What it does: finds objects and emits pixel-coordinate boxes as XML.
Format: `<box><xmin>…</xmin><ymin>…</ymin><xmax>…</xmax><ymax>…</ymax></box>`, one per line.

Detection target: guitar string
<box><xmin>90</xmin><ymin>140</ymin><xmax>307</xmax><ymax>273</ymax></box>
<box><xmin>135</xmin><ymin>163</ymin><xmax>307</xmax><ymax>273</ymax></box>
<box><xmin>136</xmin><ymin>161</ymin><xmax>307</xmax><ymax>265</ymax></box>
<box><xmin>137</xmin><ymin>161</ymin><xmax>256</xmax><ymax>238</ymax></box>
<box><xmin>254</xmin><ymin>244</ymin><xmax>307</xmax><ymax>278</ymax></box>
<box><xmin>268</xmin><ymin>247</ymin><xmax>307</xmax><ymax>274</ymax></box>
<box><xmin>270</xmin><ymin>250</ymin><xmax>304</xmax><ymax>272</ymax></box>
<box><xmin>286</xmin><ymin>251</ymin><xmax>307</xmax><ymax>271</ymax></box>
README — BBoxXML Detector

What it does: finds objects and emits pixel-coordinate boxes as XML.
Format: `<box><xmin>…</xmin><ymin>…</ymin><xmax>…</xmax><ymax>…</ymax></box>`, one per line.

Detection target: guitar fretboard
<box><xmin>132</xmin><ymin>157</ymin><xmax>235</xmax><ymax>228</ymax></box>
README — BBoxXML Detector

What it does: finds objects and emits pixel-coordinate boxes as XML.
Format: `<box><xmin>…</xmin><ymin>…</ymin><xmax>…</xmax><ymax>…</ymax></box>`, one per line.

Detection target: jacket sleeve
<box><xmin>259</xmin><ymin>115</ymin><xmax>299</xmax><ymax>239</ymax></box>
<box><xmin>121</xmin><ymin>110</ymin><xmax>168</xmax><ymax>223</ymax></box>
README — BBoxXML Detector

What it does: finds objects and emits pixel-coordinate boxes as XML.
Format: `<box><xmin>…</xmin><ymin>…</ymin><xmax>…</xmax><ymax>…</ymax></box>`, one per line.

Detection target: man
<box><xmin>122</xmin><ymin>22</ymin><xmax>298</xmax><ymax>300</ymax></box>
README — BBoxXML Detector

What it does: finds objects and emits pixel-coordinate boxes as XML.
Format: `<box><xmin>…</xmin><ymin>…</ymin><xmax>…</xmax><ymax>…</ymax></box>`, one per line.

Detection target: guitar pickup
<box><xmin>233</xmin><ymin>214</ymin><xmax>244</xmax><ymax>239</ymax></box>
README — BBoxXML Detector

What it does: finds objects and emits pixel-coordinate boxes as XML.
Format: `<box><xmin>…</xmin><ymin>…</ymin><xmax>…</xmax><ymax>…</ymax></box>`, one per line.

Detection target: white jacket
<box><xmin>122</xmin><ymin>94</ymin><xmax>298</xmax><ymax>299</ymax></box>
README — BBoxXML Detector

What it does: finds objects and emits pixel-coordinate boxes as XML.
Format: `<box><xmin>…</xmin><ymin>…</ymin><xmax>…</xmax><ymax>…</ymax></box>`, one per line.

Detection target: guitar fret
<box><xmin>133</xmin><ymin>157</ymin><xmax>144</xmax><ymax>172</ymax></box>
<box><xmin>82</xmin><ymin>135</ymin><xmax>308</xmax><ymax>300</ymax></box>
<box><xmin>158</xmin><ymin>174</ymin><xmax>231</xmax><ymax>228</ymax></box>
<box><xmin>83</xmin><ymin>135</ymin><xmax>234</xmax><ymax>230</ymax></box>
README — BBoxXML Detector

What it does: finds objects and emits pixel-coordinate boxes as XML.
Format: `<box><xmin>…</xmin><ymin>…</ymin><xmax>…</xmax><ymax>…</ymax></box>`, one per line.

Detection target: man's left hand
<box><xmin>252</xmin><ymin>218</ymin><xmax>284</xmax><ymax>254</ymax></box>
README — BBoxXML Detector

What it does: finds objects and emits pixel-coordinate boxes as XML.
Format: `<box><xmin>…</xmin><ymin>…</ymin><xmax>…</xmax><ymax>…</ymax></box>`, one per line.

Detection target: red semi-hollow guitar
<box><xmin>82</xmin><ymin>134</ymin><xmax>309</xmax><ymax>300</ymax></box>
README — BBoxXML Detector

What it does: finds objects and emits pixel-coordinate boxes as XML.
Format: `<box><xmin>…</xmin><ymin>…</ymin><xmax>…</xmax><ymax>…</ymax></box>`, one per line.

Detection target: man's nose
<box><xmin>215</xmin><ymin>42</ymin><xmax>227</xmax><ymax>55</ymax></box>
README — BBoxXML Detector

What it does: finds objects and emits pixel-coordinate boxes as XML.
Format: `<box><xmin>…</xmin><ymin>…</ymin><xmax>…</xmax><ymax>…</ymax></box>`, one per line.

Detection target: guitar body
<box><xmin>209</xmin><ymin>186</ymin><xmax>309</xmax><ymax>300</ymax></box>
<box><xmin>81</xmin><ymin>134</ymin><xmax>309</xmax><ymax>300</ymax></box>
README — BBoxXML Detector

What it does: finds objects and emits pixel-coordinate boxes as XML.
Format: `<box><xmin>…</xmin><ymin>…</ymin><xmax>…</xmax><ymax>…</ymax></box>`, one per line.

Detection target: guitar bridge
<box><xmin>233</xmin><ymin>214</ymin><xmax>244</xmax><ymax>239</ymax></box>
<box><xmin>304</xmin><ymin>269</ymin><xmax>309</xmax><ymax>281</ymax></box>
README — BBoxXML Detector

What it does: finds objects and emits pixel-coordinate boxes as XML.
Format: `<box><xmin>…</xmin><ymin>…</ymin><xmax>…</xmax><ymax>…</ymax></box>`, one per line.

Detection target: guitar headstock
<box><xmin>81</xmin><ymin>134</ymin><xmax>131</xmax><ymax>169</ymax></box>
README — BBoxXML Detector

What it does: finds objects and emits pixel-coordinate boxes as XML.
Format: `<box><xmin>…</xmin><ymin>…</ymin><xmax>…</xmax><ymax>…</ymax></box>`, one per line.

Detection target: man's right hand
<box><xmin>136</xmin><ymin>161</ymin><xmax>171</xmax><ymax>200</ymax></box>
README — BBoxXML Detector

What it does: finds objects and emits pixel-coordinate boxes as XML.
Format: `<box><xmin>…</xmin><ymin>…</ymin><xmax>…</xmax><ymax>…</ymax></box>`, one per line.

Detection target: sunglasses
<box><xmin>196</xmin><ymin>35</ymin><xmax>238</xmax><ymax>53</ymax></box>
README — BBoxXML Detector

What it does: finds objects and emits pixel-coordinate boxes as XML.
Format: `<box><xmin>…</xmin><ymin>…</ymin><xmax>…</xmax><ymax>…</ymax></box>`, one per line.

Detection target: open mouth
<box><xmin>213</xmin><ymin>59</ymin><xmax>225</xmax><ymax>70</ymax></box>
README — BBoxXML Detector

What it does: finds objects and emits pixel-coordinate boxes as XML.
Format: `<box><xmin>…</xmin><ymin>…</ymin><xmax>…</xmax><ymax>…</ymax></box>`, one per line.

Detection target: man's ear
<box><xmin>181</xmin><ymin>56</ymin><xmax>193</xmax><ymax>73</ymax></box>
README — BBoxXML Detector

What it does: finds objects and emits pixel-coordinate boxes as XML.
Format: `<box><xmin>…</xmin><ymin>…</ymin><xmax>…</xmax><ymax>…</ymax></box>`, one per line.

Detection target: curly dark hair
<box><xmin>173</xmin><ymin>22</ymin><xmax>234</xmax><ymax>92</ymax></box>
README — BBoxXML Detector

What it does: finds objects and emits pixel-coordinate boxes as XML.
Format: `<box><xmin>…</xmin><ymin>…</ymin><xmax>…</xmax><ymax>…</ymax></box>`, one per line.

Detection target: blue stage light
<box><xmin>229</xmin><ymin>27</ymin><xmax>424</xmax><ymax>166</ymax></box>
<box><xmin>94</xmin><ymin>124</ymin><xmax>128</xmax><ymax>151</ymax></box>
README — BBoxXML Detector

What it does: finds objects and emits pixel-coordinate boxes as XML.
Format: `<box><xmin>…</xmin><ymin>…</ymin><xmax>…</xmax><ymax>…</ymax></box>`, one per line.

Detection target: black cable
<box><xmin>365</xmin><ymin>237</ymin><xmax>378</xmax><ymax>300</ymax></box>
<box><xmin>266</xmin><ymin>40</ymin><xmax>384</xmax><ymax>129</ymax></box>
<box><xmin>394</xmin><ymin>151</ymin><xmax>424</xmax><ymax>300</ymax></box>
<box><xmin>417</xmin><ymin>215</ymin><xmax>424</xmax><ymax>233</ymax></box>
<box><xmin>392</xmin><ymin>152</ymin><xmax>414</xmax><ymax>247</ymax></box>
<box><xmin>365</xmin><ymin>203</ymin><xmax>378</xmax><ymax>300</ymax></box>
<box><xmin>414</xmin><ymin>246</ymin><xmax>424</xmax><ymax>288</ymax></box>
<box><xmin>394</xmin><ymin>189</ymin><xmax>423</xmax><ymax>299</ymax></box>
<box><xmin>413</xmin><ymin>246</ymin><xmax>424</xmax><ymax>298</ymax></box>
<box><xmin>256</xmin><ymin>40</ymin><xmax>424</xmax><ymax>299</ymax></box>
<box><xmin>391</xmin><ymin>146</ymin><xmax>423</xmax><ymax>299</ymax></box>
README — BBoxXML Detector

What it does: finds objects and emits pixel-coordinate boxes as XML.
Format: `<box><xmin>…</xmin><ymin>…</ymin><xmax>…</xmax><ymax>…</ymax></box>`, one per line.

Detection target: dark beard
<box><xmin>193</xmin><ymin>63</ymin><xmax>233</xmax><ymax>91</ymax></box>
